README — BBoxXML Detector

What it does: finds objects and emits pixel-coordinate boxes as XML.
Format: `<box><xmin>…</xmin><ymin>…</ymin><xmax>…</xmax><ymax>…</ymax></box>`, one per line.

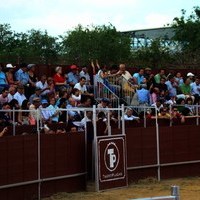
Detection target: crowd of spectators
<box><xmin>0</xmin><ymin>62</ymin><xmax>199</xmax><ymax>136</ymax></box>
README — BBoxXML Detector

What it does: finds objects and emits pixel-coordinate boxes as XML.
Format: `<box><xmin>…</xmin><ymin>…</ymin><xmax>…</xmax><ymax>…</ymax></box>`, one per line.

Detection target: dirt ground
<box><xmin>43</xmin><ymin>177</ymin><xmax>200</xmax><ymax>200</ymax></box>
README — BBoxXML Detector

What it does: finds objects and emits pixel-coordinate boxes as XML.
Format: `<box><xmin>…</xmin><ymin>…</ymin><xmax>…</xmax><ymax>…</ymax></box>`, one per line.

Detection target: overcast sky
<box><xmin>0</xmin><ymin>0</ymin><xmax>197</xmax><ymax>36</ymax></box>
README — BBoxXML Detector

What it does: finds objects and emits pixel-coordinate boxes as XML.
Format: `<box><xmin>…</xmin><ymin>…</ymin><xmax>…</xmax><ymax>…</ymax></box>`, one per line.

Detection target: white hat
<box><xmin>6</xmin><ymin>64</ymin><xmax>15</xmax><ymax>68</ymax></box>
<box><xmin>187</xmin><ymin>72</ymin><xmax>194</xmax><ymax>77</ymax></box>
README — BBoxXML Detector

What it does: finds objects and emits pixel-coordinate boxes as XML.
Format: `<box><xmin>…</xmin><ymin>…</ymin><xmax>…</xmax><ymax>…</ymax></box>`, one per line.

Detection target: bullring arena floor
<box><xmin>43</xmin><ymin>177</ymin><xmax>200</xmax><ymax>200</ymax></box>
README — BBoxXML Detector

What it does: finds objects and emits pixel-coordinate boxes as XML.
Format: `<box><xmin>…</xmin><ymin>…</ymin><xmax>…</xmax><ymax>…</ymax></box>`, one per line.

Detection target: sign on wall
<box><xmin>96</xmin><ymin>135</ymin><xmax>127</xmax><ymax>191</ymax></box>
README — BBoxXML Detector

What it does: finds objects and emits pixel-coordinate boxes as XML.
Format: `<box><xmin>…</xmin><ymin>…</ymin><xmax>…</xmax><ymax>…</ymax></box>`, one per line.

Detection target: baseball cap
<box><xmin>6</xmin><ymin>64</ymin><xmax>16</xmax><ymax>69</ymax></box>
<box><xmin>27</xmin><ymin>64</ymin><xmax>36</xmax><ymax>69</ymax></box>
<box><xmin>70</xmin><ymin>65</ymin><xmax>78</xmax><ymax>70</ymax></box>
<box><xmin>41</xmin><ymin>99</ymin><xmax>48</xmax><ymax>104</ymax></box>
<box><xmin>187</xmin><ymin>72</ymin><xmax>194</xmax><ymax>77</ymax></box>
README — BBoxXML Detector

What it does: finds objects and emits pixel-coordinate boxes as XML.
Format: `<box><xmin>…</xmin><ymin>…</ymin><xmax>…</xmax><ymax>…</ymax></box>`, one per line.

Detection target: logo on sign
<box><xmin>104</xmin><ymin>142</ymin><xmax>120</xmax><ymax>172</ymax></box>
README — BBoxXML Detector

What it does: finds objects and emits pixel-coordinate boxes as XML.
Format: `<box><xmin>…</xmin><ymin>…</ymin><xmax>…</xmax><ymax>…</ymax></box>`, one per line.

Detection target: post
<box><xmin>171</xmin><ymin>185</ymin><xmax>180</xmax><ymax>200</ymax></box>
<box><xmin>121</xmin><ymin>104</ymin><xmax>125</xmax><ymax>135</ymax></box>
<box><xmin>37</xmin><ymin>109</ymin><xmax>41</xmax><ymax>200</ymax></box>
<box><xmin>155</xmin><ymin>105</ymin><xmax>161</xmax><ymax>181</ymax></box>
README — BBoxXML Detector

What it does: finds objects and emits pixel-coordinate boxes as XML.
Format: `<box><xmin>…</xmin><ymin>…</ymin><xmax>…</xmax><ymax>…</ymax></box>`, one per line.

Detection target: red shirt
<box><xmin>53</xmin><ymin>73</ymin><xmax>65</xmax><ymax>84</ymax></box>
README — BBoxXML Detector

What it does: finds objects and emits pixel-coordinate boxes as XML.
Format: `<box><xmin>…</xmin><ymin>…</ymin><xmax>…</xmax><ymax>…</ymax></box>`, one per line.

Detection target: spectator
<box><xmin>9</xmin><ymin>99</ymin><xmax>21</xmax><ymax>124</ymax></box>
<box><xmin>0</xmin><ymin>127</ymin><xmax>8</xmax><ymax>137</ymax></box>
<box><xmin>74</xmin><ymin>76</ymin><xmax>94</xmax><ymax>97</ymax></box>
<box><xmin>53</xmin><ymin>66</ymin><xmax>67</xmax><ymax>91</ymax></box>
<box><xmin>154</xmin><ymin>69</ymin><xmax>166</xmax><ymax>84</ymax></box>
<box><xmin>0</xmin><ymin>65</ymin><xmax>9</xmax><ymax>91</ymax></box>
<box><xmin>191</xmin><ymin>77</ymin><xmax>200</xmax><ymax>104</ymax></box>
<box><xmin>0</xmin><ymin>103</ymin><xmax>12</xmax><ymax>126</ymax></box>
<box><xmin>36</xmin><ymin>75</ymin><xmax>48</xmax><ymax>97</ymax></box>
<box><xmin>79</xmin><ymin>66</ymin><xmax>91</xmax><ymax>86</ymax></box>
<box><xmin>58</xmin><ymin>98</ymin><xmax>68</xmax><ymax>123</ymax></box>
<box><xmin>158</xmin><ymin>107</ymin><xmax>170</xmax><ymax>119</ymax></box>
<box><xmin>187</xmin><ymin>72</ymin><xmax>195</xmax><ymax>83</ymax></box>
<box><xmin>67</xmin><ymin>97</ymin><xmax>81</xmax><ymax>121</ymax></box>
<box><xmin>27</xmin><ymin>64</ymin><xmax>38</xmax><ymax>98</ymax></box>
<box><xmin>5</xmin><ymin>64</ymin><xmax>19</xmax><ymax>87</ymax></box>
<box><xmin>150</xmin><ymin>87</ymin><xmax>160</xmax><ymax>104</ymax></box>
<box><xmin>144</xmin><ymin>67</ymin><xmax>152</xmax><ymax>80</ymax></box>
<box><xmin>136</xmin><ymin>84</ymin><xmax>150</xmax><ymax>105</ymax></box>
<box><xmin>29</xmin><ymin>87</ymin><xmax>42</xmax><ymax>104</ymax></box>
<box><xmin>47</xmin><ymin>97</ymin><xmax>60</xmax><ymax>123</ymax></box>
<box><xmin>124</xmin><ymin>107</ymin><xmax>140</xmax><ymax>121</ymax></box>
<box><xmin>165</xmin><ymin>75</ymin><xmax>178</xmax><ymax>99</ymax></box>
<box><xmin>180</xmin><ymin>77</ymin><xmax>194</xmax><ymax>103</ymax></box>
<box><xmin>15</xmin><ymin>63</ymin><xmax>29</xmax><ymax>97</ymax></box>
<box><xmin>174</xmin><ymin>72</ymin><xmax>183</xmax><ymax>86</ymax></box>
<box><xmin>13</xmin><ymin>85</ymin><xmax>27</xmax><ymax>106</ymax></box>
<box><xmin>70</xmin><ymin>88</ymin><xmax>81</xmax><ymax>104</ymax></box>
<box><xmin>19</xmin><ymin>99</ymin><xmax>31</xmax><ymax>125</ymax></box>
<box><xmin>29</xmin><ymin>97</ymin><xmax>41</xmax><ymax>124</ymax></box>
<box><xmin>40</xmin><ymin>99</ymin><xmax>51</xmax><ymax>123</ymax></box>
<box><xmin>67</xmin><ymin>65</ymin><xmax>80</xmax><ymax>87</ymax></box>
<box><xmin>132</xmin><ymin>68</ymin><xmax>145</xmax><ymax>86</ymax></box>
<box><xmin>7</xmin><ymin>86</ymin><xmax>16</xmax><ymax>103</ymax></box>
<box><xmin>0</xmin><ymin>88</ymin><xmax>9</xmax><ymax>107</ymax></box>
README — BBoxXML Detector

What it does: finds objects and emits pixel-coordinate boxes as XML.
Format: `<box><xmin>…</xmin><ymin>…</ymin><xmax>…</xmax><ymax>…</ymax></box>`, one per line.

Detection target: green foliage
<box><xmin>61</xmin><ymin>24</ymin><xmax>131</xmax><ymax>66</ymax></box>
<box><xmin>171</xmin><ymin>6</ymin><xmax>200</xmax><ymax>65</ymax></box>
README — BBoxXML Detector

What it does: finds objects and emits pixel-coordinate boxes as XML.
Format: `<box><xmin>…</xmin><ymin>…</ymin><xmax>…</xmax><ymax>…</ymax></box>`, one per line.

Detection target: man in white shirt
<box><xmin>8</xmin><ymin>86</ymin><xmax>16</xmax><ymax>102</ymax></box>
<box><xmin>35</xmin><ymin>75</ymin><xmax>49</xmax><ymax>96</ymax></box>
<box><xmin>74</xmin><ymin>77</ymin><xmax>93</xmax><ymax>97</ymax></box>
<box><xmin>13</xmin><ymin>85</ymin><xmax>27</xmax><ymax>106</ymax></box>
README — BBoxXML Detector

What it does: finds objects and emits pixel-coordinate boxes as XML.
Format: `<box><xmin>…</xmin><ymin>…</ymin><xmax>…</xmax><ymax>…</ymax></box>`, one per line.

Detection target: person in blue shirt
<box><xmin>67</xmin><ymin>65</ymin><xmax>80</xmax><ymax>87</ymax></box>
<box><xmin>132</xmin><ymin>68</ymin><xmax>145</xmax><ymax>86</ymax></box>
<box><xmin>137</xmin><ymin>84</ymin><xmax>150</xmax><ymax>105</ymax></box>
<box><xmin>15</xmin><ymin>63</ymin><xmax>29</xmax><ymax>86</ymax></box>
<box><xmin>0</xmin><ymin>65</ymin><xmax>9</xmax><ymax>91</ymax></box>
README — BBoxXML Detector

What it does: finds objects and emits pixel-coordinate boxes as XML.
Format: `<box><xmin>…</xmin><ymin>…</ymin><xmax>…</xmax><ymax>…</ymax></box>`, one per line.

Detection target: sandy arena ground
<box><xmin>43</xmin><ymin>177</ymin><xmax>200</xmax><ymax>200</ymax></box>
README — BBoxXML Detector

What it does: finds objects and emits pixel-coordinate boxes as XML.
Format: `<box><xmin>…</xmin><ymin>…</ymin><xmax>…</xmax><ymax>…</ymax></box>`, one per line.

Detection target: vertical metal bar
<box><xmin>107</xmin><ymin>110</ymin><xmax>111</xmax><ymax>136</ymax></box>
<box><xmin>36</xmin><ymin>109</ymin><xmax>41</xmax><ymax>200</ymax></box>
<box><xmin>144</xmin><ymin>106</ymin><xmax>146</xmax><ymax>128</ymax></box>
<box><xmin>196</xmin><ymin>104</ymin><xmax>199</xmax><ymax>126</ymax></box>
<box><xmin>92</xmin><ymin>105</ymin><xmax>99</xmax><ymax>191</ymax></box>
<box><xmin>121</xmin><ymin>104</ymin><xmax>125</xmax><ymax>135</ymax></box>
<box><xmin>118</xmin><ymin>103</ymin><xmax>121</xmax><ymax>129</ymax></box>
<box><xmin>171</xmin><ymin>185</ymin><xmax>180</xmax><ymax>200</ymax></box>
<box><xmin>12</xmin><ymin>108</ymin><xmax>15</xmax><ymax>136</ymax></box>
<box><xmin>155</xmin><ymin>106</ymin><xmax>161</xmax><ymax>181</ymax></box>
<box><xmin>84</xmin><ymin>110</ymin><xmax>88</xmax><ymax>182</ymax></box>
<box><xmin>169</xmin><ymin>104</ymin><xmax>172</xmax><ymax>127</ymax></box>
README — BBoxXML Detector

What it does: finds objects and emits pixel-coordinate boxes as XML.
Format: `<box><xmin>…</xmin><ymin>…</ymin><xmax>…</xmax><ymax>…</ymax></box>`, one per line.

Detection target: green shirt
<box><xmin>180</xmin><ymin>84</ymin><xmax>191</xmax><ymax>95</ymax></box>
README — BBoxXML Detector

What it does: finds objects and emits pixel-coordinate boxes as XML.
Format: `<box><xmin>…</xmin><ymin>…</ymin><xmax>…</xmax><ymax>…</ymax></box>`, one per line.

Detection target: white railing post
<box><xmin>155</xmin><ymin>106</ymin><xmax>161</xmax><ymax>181</ymax></box>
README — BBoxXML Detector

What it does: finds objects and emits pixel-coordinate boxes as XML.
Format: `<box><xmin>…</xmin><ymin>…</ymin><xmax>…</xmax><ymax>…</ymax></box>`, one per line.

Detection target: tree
<box><xmin>60</xmin><ymin>24</ymin><xmax>131</xmax><ymax>66</ymax></box>
<box><xmin>171</xmin><ymin>6</ymin><xmax>200</xmax><ymax>66</ymax></box>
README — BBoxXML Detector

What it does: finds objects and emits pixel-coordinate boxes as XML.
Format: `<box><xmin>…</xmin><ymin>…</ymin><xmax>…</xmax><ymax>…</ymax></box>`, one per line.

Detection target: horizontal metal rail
<box><xmin>0</xmin><ymin>172</ymin><xmax>86</xmax><ymax>190</ymax></box>
<box><xmin>127</xmin><ymin>159</ymin><xmax>200</xmax><ymax>171</ymax></box>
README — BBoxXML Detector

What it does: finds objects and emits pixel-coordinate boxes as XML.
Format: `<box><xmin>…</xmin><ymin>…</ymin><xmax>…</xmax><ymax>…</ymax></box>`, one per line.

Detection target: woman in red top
<box><xmin>53</xmin><ymin>66</ymin><xmax>66</xmax><ymax>91</ymax></box>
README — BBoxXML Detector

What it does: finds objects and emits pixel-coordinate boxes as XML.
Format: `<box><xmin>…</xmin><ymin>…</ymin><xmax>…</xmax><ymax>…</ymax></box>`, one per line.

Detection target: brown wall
<box><xmin>0</xmin><ymin>132</ymin><xmax>86</xmax><ymax>200</ymax></box>
<box><xmin>126</xmin><ymin>120</ymin><xmax>200</xmax><ymax>182</ymax></box>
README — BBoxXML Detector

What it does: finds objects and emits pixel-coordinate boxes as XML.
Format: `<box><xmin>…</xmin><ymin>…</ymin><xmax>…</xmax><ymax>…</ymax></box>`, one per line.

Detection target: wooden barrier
<box><xmin>0</xmin><ymin>132</ymin><xmax>86</xmax><ymax>200</ymax></box>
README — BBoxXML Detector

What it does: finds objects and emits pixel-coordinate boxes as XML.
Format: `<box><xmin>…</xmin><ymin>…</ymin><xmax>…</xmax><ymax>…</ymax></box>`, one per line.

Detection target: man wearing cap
<box><xmin>29</xmin><ymin>97</ymin><xmax>41</xmax><ymax>124</ymax></box>
<box><xmin>15</xmin><ymin>63</ymin><xmax>29</xmax><ymax>86</ymax></box>
<box><xmin>191</xmin><ymin>77</ymin><xmax>200</xmax><ymax>104</ymax></box>
<box><xmin>6</xmin><ymin>63</ymin><xmax>20</xmax><ymax>87</ymax></box>
<box><xmin>13</xmin><ymin>85</ymin><xmax>27</xmax><ymax>106</ymax></box>
<box><xmin>39</xmin><ymin>99</ymin><xmax>52</xmax><ymax>123</ymax></box>
<box><xmin>0</xmin><ymin>65</ymin><xmax>9</xmax><ymax>91</ymax></box>
<box><xmin>187</xmin><ymin>72</ymin><xmax>195</xmax><ymax>83</ymax></box>
<box><xmin>67</xmin><ymin>65</ymin><xmax>80</xmax><ymax>87</ymax></box>
<box><xmin>29</xmin><ymin>87</ymin><xmax>42</xmax><ymax>104</ymax></box>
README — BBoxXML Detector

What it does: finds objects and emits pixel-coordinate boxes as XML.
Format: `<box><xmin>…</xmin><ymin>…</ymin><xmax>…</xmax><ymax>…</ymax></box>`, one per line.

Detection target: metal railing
<box><xmin>94</xmin><ymin>75</ymin><xmax>120</xmax><ymax>108</ymax></box>
<box><xmin>131</xmin><ymin>185</ymin><xmax>180</xmax><ymax>200</ymax></box>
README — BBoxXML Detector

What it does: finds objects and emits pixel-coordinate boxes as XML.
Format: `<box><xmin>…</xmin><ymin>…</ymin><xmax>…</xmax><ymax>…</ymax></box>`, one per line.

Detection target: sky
<box><xmin>0</xmin><ymin>0</ymin><xmax>197</xmax><ymax>36</ymax></box>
